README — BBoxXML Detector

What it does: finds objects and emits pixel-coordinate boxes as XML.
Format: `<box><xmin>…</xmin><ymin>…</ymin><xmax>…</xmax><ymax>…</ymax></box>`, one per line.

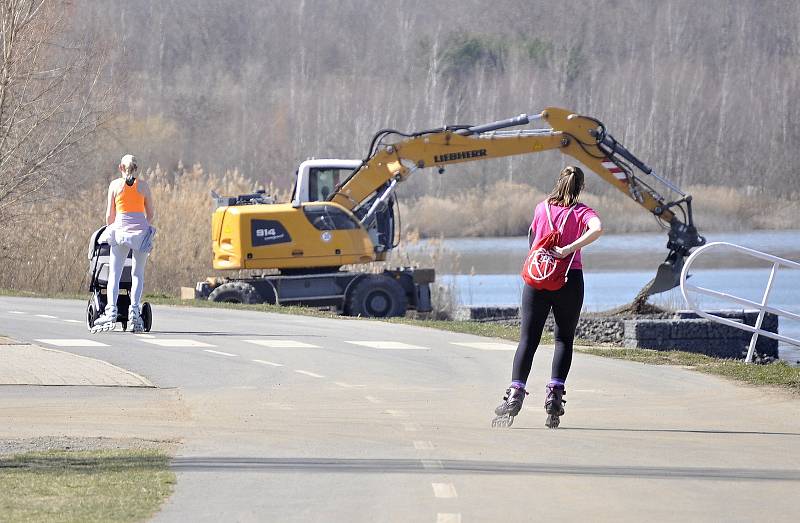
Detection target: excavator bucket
<box><xmin>643</xmin><ymin>251</ymin><xmax>686</xmax><ymax>296</ymax></box>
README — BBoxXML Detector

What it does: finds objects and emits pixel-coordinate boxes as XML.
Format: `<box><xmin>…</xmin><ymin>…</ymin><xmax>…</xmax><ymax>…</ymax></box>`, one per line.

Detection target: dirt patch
<box><xmin>0</xmin><ymin>436</ymin><xmax>179</xmax><ymax>456</ymax></box>
<box><xmin>584</xmin><ymin>302</ymin><xmax>674</xmax><ymax>320</ymax></box>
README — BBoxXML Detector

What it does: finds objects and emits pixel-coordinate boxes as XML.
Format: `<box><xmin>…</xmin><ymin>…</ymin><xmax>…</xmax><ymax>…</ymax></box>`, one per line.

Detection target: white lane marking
<box><xmin>402</xmin><ymin>422</ymin><xmax>421</xmax><ymax>432</ymax></box>
<box><xmin>243</xmin><ymin>339</ymin><xmax>321</xmax><ymax>348</ymax></box>
<box><xmin>295</xmin><ymin>370</ymin><xmax>324</xmax><ymax>378</ymax></box>
<box><xmin>63</xmin><ymin>319</ymin><xmax>83</xmax><ymax>324</ymax></box>
<box><xmin>253</xmin><ymin>359</ymin><xmax>284</xmax><ymax>367</ymax></box>
<box><xmin>204</xmin><ymin>349</ymin><xmax>237</xmax><ymax>357</ymax></box>
<box><xmin>437</xmin><ymin>514</ymin><xmax>462</xmax><ymax>523</ymax></box>
<box><xmin>364</xmin><ymin>395</ymin><xmax>382</xmax><ymax>404</ymax></box>
<box><xmin>8</xmin><ymin>311</ymin><xmax>25</xmax><ymax>314</ymax></box>
<box><xmin>384</xmin><ymin>409</ymin><xmax>407</xmax><ymax>418</ymax></box>
<box><xmin>346</xmin><ymin>341</ymin><xmax>429</xmax><ymax>350</ymax></box>
<box><xmin>422</xmin><ymin>459</ymin><xmax>443</xmax><ymax>470</ymax></box>
<box><xmin>413</xmin><ymin>440</ymin><xmax>434</xmax><ymax>450</ymax></box>
<box><xmin>139</xmin><ymin>339</ymin><xmax>215</xmax><ymax>347</ymax></box>
<box><xmin>36</xmin><ymin>339</ymin><xmax>109</xmax><ymax>347</ymax></box>
<box><xmin>432</xmin><ymin>483</ymin><xmax>458</xmax><ymax>499</ymax></box>
<box><xmin>134</xmin><ymin>333</ymin><xmax>155</xmax><ymax>338</ymax></box>
<box><xmin>35</xmin><ymin>314</ymin><xmax>58</xmax><ymax>319</ymax></box>
<box><xmin>451</xmin><ymin>341</ymin><xmax>516</xmax><ymax>351</ymax></box>
<box><xmin>334</xmin><ymin>381</ymin><xmax>365</xmax><ymax>388</ymax></box>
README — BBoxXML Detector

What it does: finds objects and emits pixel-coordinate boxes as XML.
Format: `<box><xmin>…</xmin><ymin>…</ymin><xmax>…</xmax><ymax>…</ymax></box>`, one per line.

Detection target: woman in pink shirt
<box><xmin>494</xmin><ymin>166</ymin><xmax>603</xmax><ymax>428</ymax></box>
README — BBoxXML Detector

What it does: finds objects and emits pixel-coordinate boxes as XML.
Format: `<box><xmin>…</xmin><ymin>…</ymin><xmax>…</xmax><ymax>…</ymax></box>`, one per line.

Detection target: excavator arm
<box><xmin>330</xmin><ymin>107</ymin><xmax>705</xmax><ymax>296</ymax></box>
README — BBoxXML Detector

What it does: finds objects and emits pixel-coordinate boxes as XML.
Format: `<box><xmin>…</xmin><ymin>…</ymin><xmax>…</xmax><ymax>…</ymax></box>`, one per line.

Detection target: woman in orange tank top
<box><xmin>92</xmin><ymin>154</ymin><xmax>156</xmax><ymax>333</ymax></box>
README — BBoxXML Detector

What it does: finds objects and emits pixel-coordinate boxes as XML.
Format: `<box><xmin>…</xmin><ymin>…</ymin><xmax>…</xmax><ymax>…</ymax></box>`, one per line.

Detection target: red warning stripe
<box><xmin>602</xmin><ymin>159</ymin><xmax>628</xmax><ymax>182</ymax></box>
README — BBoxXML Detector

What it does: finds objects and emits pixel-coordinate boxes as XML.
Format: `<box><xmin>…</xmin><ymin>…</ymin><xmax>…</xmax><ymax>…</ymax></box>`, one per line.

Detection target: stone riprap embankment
<box><xmin>455</xmin><ymin>307</ymin><xmax>779</xmax><ymax>359</ymax></box>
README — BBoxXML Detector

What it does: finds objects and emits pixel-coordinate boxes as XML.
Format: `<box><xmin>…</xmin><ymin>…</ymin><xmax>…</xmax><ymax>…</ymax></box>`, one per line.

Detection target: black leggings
<box><xmin>512</xmin><ymin>270</ymin><xmax>584</xmax><ymax>384</ymax></box>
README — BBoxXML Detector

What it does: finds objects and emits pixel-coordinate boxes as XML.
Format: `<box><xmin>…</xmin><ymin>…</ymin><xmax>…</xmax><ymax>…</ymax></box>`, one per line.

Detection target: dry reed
<box><xmin>1</xmin><ymin>171</ymin><xmax>795</xmax><ymax>301</ymax></box>
<box><xmin>402</xmin><ymin>182</ymin><xmax>800</xmax><ymax>238</ymax></box>
<box><xmin>0</xmin><ymin>165</ymin><xmax>257</xmax><ymax>295</ymax></box>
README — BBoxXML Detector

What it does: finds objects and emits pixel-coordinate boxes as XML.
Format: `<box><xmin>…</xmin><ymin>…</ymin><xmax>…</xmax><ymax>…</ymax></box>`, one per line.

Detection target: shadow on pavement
<box><xmin>546</xmin><ymin>427</ymin><xmax>800</xmax><ymax>437</ymax></box>
<box><xmin>167</xmin><ymin>457</ymin><xmax>800</xmax><ymax>481</ymax></box>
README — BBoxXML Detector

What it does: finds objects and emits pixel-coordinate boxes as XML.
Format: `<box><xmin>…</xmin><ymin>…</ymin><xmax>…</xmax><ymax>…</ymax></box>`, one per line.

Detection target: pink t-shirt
<box><xmin>529</xmin><ymin>201</ymin><xmax>599</xmax><ymax>270</ymax></box>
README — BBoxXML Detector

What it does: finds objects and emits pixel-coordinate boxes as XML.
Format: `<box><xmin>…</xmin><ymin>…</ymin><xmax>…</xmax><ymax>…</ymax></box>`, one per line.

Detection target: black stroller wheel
<box><xmin>86</xmin><ymin>299</ymin><xmax>98</xmax><ymax>329</ymax></box>
<box><xmin>142</xmin><ymin>302</ymin><xmax>153</xmax><ymax>332</ymax></box>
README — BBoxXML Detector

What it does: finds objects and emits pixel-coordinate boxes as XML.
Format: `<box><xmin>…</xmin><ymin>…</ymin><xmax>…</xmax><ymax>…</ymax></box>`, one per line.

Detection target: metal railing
<box><xmin>680</xmin><ymin>241</ymin><xmax>800</xmax><ymax>363</ymax></box>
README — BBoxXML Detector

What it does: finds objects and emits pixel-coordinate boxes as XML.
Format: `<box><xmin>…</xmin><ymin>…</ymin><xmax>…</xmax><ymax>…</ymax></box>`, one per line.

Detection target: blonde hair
<box><xmin>547</xmin><ymin>165</ymin><xmax>584</xmax><ymax>206</ymax></box>
<box><xmin>119</xmin><ymin>154</ymin><xmax>138</xmax><ymax>176</ymax></box>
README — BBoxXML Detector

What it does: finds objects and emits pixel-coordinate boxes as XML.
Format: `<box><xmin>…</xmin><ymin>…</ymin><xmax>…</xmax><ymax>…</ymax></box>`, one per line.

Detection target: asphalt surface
<box><xmin>2</xmin><ymin>296</ymin><xmax>800</xmax><ymax>522</ymax></box>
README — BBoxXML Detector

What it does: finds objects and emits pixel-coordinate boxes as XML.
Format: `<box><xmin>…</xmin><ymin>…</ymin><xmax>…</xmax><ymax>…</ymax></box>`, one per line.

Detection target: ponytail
<box><xmin>547</xmin><ymin>165</ymin><xmax>585</xmax><ymax>206</ymax></box>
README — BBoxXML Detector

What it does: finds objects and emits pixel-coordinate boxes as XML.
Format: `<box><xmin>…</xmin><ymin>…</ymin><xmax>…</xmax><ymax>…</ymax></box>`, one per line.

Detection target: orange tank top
<box><xmin>115</xmin><ymin>180</ymin><xmax>146</xmax><ymax>214</ymax></box>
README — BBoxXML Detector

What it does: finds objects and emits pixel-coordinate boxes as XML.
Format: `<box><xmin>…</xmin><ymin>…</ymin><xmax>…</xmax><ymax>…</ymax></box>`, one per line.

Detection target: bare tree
<box><xmin>0</xmin><ymin>0</ymin><xmax>111</xmax><ymax>234</ymax></box>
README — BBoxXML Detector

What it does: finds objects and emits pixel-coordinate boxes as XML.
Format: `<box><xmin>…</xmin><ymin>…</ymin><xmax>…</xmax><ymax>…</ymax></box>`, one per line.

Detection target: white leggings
<box><xmin>107</xmin><ymin>244</ymin><xmax>148</xmax><ymax>312</ymax></box>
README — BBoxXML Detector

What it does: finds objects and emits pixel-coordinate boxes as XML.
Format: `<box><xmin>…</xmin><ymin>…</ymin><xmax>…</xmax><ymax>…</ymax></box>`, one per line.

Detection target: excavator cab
<box><xmin>291</xmin><ymin>159</ymin><xmax>361</xmax><ymax>206</ymax></box>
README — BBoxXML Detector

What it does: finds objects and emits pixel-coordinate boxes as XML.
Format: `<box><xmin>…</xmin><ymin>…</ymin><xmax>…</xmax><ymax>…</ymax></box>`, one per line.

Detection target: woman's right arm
<box><xmin>105</xmin><ymin>182</ymin><xmax>116</xmax><ymax>225</ymax></box>
<box><xmin>553</xmin><ymin>217</ymin><xmax>603</xmax><ymax>258</ymax></box>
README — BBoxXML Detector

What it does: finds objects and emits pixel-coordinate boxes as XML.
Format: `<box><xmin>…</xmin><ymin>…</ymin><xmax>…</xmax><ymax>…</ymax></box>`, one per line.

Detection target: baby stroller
<box><xmin>86</xmin><ymin>225</ymin><xmax>152</xmax><ymax>332</ymax></box>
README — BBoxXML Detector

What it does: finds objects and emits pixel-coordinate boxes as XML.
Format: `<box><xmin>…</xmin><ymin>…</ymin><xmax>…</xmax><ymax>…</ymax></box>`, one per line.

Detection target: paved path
<box><xmin>1</xmin><ymin>296</ymin><xmax>799</xmax><ymax>522</ymax></box>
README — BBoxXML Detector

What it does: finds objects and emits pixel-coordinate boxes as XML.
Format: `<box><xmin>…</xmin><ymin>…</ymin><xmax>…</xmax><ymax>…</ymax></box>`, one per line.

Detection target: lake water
<box><xmin>410</xmin><ymin>230</ymin><xmax>800</xmax><ymax>363</ymax></box>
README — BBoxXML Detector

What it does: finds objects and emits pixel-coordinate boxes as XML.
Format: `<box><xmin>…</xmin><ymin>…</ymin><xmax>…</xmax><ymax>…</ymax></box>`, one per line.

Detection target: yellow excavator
<box><xmin>199</xmin><ymin>107</ymin><xmax>705</xmax><ymax>317</ymax></box>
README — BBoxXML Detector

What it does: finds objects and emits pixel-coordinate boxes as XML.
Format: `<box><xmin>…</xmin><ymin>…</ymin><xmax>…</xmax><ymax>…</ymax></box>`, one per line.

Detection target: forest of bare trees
<box><xmin>73</xmin><ymin>0</ymin><xmax>799</xmax><ymax>196</ymax></box>
<box><xmin>2</xmin><ymin>0</ymin><xmax>799</xmax><ymax>293</ymax></box>
<box><xmin>0</xmin><ymin>0</ymin><xmax>109</xmax><ymax>235</ymax></box>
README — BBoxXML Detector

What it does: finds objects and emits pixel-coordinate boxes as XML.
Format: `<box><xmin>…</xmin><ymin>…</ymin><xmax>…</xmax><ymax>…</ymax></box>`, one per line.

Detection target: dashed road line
<box><xmin>437</xmin><ymin>514</ymin><xmax>462</xmax><ymax>523</ymax></box>
<box><xmin>139</xmin><ymin>339</ymin><xmax>215</xmax><ymax>348</ymax></box>
<box><xmin>243</xmin><ymin>339</ymin><xmax>321</xmax><ymax>348</ymax></box>
<box><xmin>204</xmin><ymin>349</ymin><xmax>237</xmax><ymax>357</ymax></box>
<box><xmin>334</xmin><ymin>381</ymin><xmax>363</xmax><ymax>388</ymax></box>
<box><xmin>346</xmin><ymin>341</ymin><xmax>429</xmax><ymax>350</ymax></box>
<box><xmin>384</xmin><ymin>409</ymin><xmax>408</xmax><ymax>418</ymax></box>
<box><xmin>451</xmin><ymin>341</ymin><xmax>516</xmax><ymax>351</ymax></box>
<box><xmin>134</xmin><ymin>333</ymin><xmax>155</xmax><ymax>338</ymax></box>
<box><xmin>34</xmin><ymin>314</ymin><xmax>58</xmax><ymax>319</ymax></box>
<box><xmin>413</xmin><ymin>440</ymin><xmax>434</xmax><ymax>450</ymax></box>
<box><xmin>365</xmin><ymin>395</ymin><xmax>382</xmax><ymax>404</ymax></box>
<box><xmin>35</xmin><ymin>339</ymin><xmax>109</xmax><ymax>347</ymax></box>
<box><xmin>63</xmin><ymin>319</ymin><xmax>83</xmax><ymax>324</ymax></box>
<box><xmin>431</xmin><ymin>483</ymin><xmax>458</xmax><ymax>499</ymax></box>
<box><xmin>7</xmin><ymin>311</ymin><xmax>25</xmax><ymax>314</ymax></box>
<box><xmin>295</xmin><ymin>370</ymin><xmax>324</xmax><ymax>378</ymax></box>
<box><xmin>402</xmin><ymin>422</ymin><xmax>422</xmax><ymax>432</ymax></box>
<box><xmin>253</xmin><ymin>359</ymin><xmax>284</xmax><ymax>367</ymax></box>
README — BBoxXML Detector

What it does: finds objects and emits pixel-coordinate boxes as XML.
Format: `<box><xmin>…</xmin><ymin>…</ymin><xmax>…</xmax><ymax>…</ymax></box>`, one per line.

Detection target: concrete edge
<box><xmin>0</xmin><ymin>336</ymin><xmax>21</xmax><ymax>345</ymax></box>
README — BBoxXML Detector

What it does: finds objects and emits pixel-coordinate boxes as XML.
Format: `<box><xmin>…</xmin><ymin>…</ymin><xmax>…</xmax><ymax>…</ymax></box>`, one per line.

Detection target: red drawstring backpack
<box><xmin>521</xmin><ymin>202</ymin><xmax>578</xmax><ymax>291</ymax></box>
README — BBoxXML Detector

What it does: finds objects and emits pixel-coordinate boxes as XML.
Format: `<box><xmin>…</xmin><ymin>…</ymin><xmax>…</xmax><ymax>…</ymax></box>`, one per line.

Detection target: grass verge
<box><xmin>0</xmin><ymin>449</ymin><xmax>175</xmax><ymax>523</ymax></box>
<box><xmin>384</xmin><ymin>317</ymin><xmax>554</xmax><ymax>344</ymax></box>
<box><xmin>579</xmin><ymin>347</ymin><xmax>800</xmax><ymax>391</ymax></box>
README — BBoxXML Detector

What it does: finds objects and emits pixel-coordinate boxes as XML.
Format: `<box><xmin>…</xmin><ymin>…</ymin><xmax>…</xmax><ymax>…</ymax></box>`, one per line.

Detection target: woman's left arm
<box><xmin>141</xmin><ymin>180</ymin><xmax>156</xmax><ymax>223</ymax></box>
<box><xmin>553</xmin><ymin>217</ymin><xmax>602</xmax><ymax>258</ymax></box>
